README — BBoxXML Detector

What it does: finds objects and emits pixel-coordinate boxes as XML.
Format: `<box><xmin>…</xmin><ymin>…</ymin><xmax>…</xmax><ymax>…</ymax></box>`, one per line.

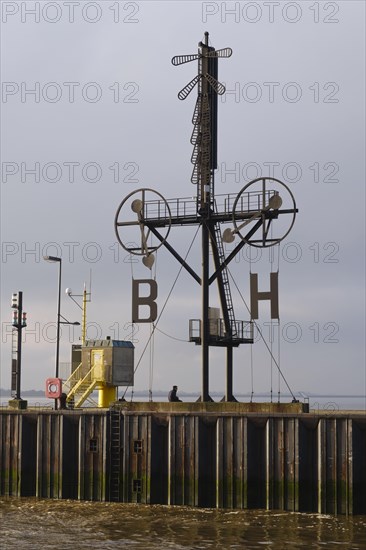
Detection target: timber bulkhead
<box><xmin>0</xmin><ymin>403</ymin><xmax>365</xmax><ymax>515</ymax></box>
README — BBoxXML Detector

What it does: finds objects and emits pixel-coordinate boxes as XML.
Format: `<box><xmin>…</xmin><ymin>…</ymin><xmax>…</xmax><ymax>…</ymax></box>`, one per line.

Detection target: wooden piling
<box><xmin>0</xmin><ymin>406</ymin><xmax>365</xmax><ymax>514</ymax></box>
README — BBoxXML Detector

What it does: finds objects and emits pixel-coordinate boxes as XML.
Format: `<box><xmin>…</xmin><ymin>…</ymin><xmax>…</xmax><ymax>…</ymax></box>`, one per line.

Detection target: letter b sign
<box><xmin>132</xmin><ymin>279</ymin><xmax>158</xmax><ymax>323</ymax></box>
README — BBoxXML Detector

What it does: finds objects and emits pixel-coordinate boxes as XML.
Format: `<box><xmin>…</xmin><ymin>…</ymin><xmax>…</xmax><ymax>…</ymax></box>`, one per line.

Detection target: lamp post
<box><xmin>44</xmin><ymin>255</ymin><xmax>62</xmax><ymax>378</ymax></box>
<box><xmin>44</xmin><ymin>256</ymin><xmax>80</xmax><ymax>409</ymax></box>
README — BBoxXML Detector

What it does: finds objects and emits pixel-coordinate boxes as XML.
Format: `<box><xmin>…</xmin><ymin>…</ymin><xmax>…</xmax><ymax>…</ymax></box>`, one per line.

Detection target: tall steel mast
<box><xmin>115</xmin><ymin>34</ymin><xmax>297</xmax><ymax>401</ymax></box>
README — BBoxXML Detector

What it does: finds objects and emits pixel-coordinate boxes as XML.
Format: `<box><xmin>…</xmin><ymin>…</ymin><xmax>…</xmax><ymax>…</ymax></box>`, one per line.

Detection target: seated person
<box><xmin>168</xmin><ymin>385</ymin><xmax>182</xmax><ymax>402</ymax></box>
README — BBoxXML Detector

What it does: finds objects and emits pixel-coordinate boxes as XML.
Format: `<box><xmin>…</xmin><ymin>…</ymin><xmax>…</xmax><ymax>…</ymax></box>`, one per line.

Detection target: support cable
<box><xmin>222</xmin><ymin>256</ymin><xmax>297</xmax><ymax>401</ymax></box>
<box><xmin>121</xmin><ymin>225</ymin><xmax>201</xmax><ymax>399</ymax></box>
<box><xmin>129</xmin><ymin>247</ymin><xmax>136</xmax><ymax>398</ymax></box>
<box><xmin>149</xmin><ymin>244</ymin><xmax>158</xmax><ymax>402</ymax></box>
<box><xmin>278</xmin><ymin>315</ymin><xmax>281</xmax><ymax>403</ymax></box>
<box><xmin>250</xmin><ymin>342</ymin><xmax>254</xmax><ymax>403</ymax></box>
<box><xmin>149</xmin><ymin>322</ymin><xmax>154</xmax><ymax>402</ymax></box>
<box><xmin>154</xmin><ymin>326</ymin><xmax>189</xmax><ymax>342</ymax></box>
<box><xmin>249</xmin><ymin>247</ymin><xmax>254</xmax><ymax>402</ymax></box>
<box><xmin>229</xmin><ymin>270</ymin><xmax>296</xmax><ymax>401</ymax></box>
<box><xmin>205</xmin><ymin>225</ymin><xmax>296</xmax><ymax>400</ymax></box>
<box><xmin>270</xmin><ymin>243</ymin><xmax>274</xmax><ymax>403</ymax></box>
<box><xmin>276</xmin><ymin>243</ymin><xmax>281</xmax><ymax>403</ymax></box>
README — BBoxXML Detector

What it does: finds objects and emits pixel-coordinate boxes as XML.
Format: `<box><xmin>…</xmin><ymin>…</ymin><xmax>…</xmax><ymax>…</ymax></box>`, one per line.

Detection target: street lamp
<box><xmin>43</xmin><ymin>255</ymin><xmax>80</xmax><ymax>380</ymax></box>
<box><xmin>44</xmin><ymin>255</ymin><xmax>62</xmax><ymax>379</ymax></box>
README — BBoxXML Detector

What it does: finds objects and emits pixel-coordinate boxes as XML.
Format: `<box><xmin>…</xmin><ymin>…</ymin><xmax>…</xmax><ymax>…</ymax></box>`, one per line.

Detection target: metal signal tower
<box><xmin>115</xmin><ymin>33</ymin><xmax>297</xmax><ymax>402</ymax></box>
<box><xmin>9</xmin><ymin>291</ymin><xmax>28</xmax><ymax>408</ymax></box>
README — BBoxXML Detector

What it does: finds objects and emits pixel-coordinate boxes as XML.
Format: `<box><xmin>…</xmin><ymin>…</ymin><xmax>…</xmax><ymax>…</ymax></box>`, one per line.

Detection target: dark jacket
<box><xmin>168</xmin><ymin>389</ymin><xmax>182</xmax><ymax>402</ymax></box>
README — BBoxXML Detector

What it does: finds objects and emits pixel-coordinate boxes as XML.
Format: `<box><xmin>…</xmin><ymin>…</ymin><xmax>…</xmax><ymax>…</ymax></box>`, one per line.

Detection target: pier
<box><xmin>1</xmin><ymin>404</ymin><xmax>365</xmax><ymax>515</ymax></box>
<box><xmin>2</xmin><ymin>35</ymin><xmax>364</xmax><ymax>519</ymax></box>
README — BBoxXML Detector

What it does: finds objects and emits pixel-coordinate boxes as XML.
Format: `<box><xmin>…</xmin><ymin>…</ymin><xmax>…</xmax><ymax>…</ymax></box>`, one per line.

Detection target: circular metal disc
<box><xmin>114</xmin><ymin>188</ymin><xmax>172</xmax><ymax>255</ymax></box>
<box><xmin>232</xmin><ymin>177</ymin><xmax>297</xmax><ymax>248</ymax></box>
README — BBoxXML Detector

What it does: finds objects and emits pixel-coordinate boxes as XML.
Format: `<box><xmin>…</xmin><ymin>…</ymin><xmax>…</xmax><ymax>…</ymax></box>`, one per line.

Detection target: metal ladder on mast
<box><xmin>191</xmin><ymin>93</ymin><xmax>212</xmax><ymax>201</ymax></box>
<box><xmin>213</xmin><ymin>222</ymin><xmax>238</xmax><ymax>338</ymax></box>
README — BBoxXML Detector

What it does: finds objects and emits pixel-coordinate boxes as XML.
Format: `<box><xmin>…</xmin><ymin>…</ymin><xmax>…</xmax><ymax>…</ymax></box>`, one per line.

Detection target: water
<box><xmin>0</xmin><ymin>498</ymin><xmax>365</xmax><ymax>549</ymax></box>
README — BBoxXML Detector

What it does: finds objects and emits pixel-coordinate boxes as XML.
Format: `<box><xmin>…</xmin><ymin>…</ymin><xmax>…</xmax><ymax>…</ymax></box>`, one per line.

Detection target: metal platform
<box><xmin>189</xmin><ymin>318</ymin><xmax>254</xmax><ymax>347</ymax></box>
<box><xmin>141</xmin><ymin>190</ymin><xmax>278</xmax><ymax>226</ymax></box>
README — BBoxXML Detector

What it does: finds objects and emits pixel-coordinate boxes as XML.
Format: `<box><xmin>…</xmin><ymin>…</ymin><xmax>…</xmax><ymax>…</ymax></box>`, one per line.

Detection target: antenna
<box><xmin>172</xmin><ymin>32</ymin><xmax>232</xmax><ymax>206</ymax></box>
<box><xmin>66</xmin><ymin>276</ymin><xmax>92</xmax><ymax>346</ymax></box>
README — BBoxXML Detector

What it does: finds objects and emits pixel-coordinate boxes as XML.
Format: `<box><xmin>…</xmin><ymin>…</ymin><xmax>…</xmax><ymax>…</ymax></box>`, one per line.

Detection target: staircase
<box><xmin>109</xmin><ymin>409</ymin><xmax>121</xmax><ymax>501</ymax></box>
<box><xmin>212</xmin><ymin>222</ymin><xmax>238</xmax><ymax>338</ymax></box>
<box><xmin>64</xmin><ymin>363</ymin><xmax>98</xmax><ymax>408</ymax></box>
<box><xmin>62</xmin><ymin>361</ymin><xmax>83</xmax><ymax>394</ymax></box>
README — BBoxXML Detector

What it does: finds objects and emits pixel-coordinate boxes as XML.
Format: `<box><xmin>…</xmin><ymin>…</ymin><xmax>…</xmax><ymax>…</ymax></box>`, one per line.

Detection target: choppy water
<box><xmin>0</xmin><ymin>498</ymin><xmax>365</xmax><ymax>549</ymax></box>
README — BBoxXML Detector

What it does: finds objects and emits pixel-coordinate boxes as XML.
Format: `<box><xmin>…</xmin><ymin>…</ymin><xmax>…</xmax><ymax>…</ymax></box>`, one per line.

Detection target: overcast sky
<box><xmin>1</xmin><ymin>1</ymin><xmax>365</xmax><ymax>402</ymax></box>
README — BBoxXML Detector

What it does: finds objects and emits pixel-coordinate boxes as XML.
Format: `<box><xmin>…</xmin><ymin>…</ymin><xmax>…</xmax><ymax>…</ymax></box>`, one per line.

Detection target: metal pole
<box><xmin>16</xmin><ymin>291</ymin><xmax>23</xmax><ymax>399</ymax></box>
<box><xmin>199</xmin><ymin>36</ymin><xmax>211</xmax><ymax>402</ymax></box>
<box><xmin>226</xmin><ymin>346</ymin><xmax>233</xmax><ymax>401</ymax></box>
<box><xmin>55</xmin><ymin>259</ymin><xmax>61</xmax><ymax>379</ymax></box>
<box><xmin>82</xmin><ymin>283</ymin><xmax>87</xmax><ymax>345</ymax></box>
<box><xmin>201</xmin><ymin>222</ymin><xmax>210</xmax><ymax>401</ymax></box>
<box><xmin>54</xmin><ymin>259</ymin><xmax>62</xmax><ymax>411</ymax></box>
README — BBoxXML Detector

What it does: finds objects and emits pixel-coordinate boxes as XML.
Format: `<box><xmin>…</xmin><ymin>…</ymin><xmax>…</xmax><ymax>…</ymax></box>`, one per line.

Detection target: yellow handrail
<box><xmin>62</xmin><ymin>362</ymin><xmax>83</xmax><ymax>393</ymax></box>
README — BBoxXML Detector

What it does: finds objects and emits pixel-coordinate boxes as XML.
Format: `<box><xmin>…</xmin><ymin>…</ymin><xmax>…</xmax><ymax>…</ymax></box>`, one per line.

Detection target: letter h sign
<box><xmin>250</xmin><ymin>272</ymin><xmax>279</xmax><ymax>319</ymax></box>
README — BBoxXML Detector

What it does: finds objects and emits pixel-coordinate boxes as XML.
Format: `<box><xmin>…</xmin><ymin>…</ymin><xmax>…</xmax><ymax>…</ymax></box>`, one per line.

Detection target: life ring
<box><xmin>45</xmin><ymin>378</ymin><xmax>62</xmax><ymax>399</ymax></box>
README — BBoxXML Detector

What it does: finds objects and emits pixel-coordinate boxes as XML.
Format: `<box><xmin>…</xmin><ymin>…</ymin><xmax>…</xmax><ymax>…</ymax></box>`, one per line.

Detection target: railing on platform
<box><xmin>224</xmin><ymin>189</ymin><xmax>275</xmax><ymax>215</ymax></box>
<box><xmin>189</xmin><ymin>318</ymin><xmax>253</xmax><ymax>344</ymax></box>
<box><xmin>141</xmin><ymin>190</ymin><xmax>277</xmax><ymax>222</ymax></box>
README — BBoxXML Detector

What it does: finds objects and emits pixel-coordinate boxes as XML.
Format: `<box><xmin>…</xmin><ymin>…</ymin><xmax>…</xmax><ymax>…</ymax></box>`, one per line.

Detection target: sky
<box><xmin>0</xmin><ymin>0</ymin><xmax>365</xmax><ymax>402</ymax></box>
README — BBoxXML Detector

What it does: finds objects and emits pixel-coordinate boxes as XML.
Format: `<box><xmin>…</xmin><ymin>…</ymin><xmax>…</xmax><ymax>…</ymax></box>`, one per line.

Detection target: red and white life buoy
<box><xmin>45</xmin><ymin>378</ymin><xmax>62</xmax><ymax>399</ymax></box>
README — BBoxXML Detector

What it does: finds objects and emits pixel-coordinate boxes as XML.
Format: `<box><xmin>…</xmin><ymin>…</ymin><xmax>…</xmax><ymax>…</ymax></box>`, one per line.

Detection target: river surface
<box><xmin>0</xmin><ymin>498</ymin><xmax>365</xmax><ymax>549</ymax></box>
